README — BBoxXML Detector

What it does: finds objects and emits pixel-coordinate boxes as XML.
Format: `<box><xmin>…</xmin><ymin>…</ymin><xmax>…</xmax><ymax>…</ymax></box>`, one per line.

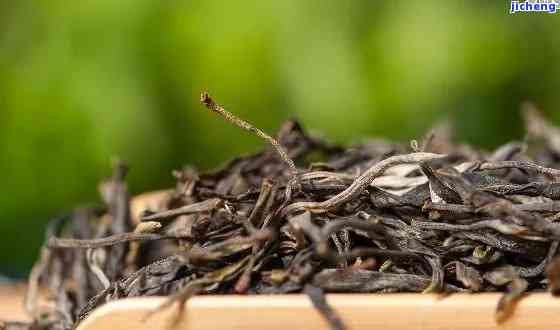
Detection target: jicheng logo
<box><xmin>510</xmin><ymin>0</ymin><xmax>559</xmax><ymax>14</ymax></box>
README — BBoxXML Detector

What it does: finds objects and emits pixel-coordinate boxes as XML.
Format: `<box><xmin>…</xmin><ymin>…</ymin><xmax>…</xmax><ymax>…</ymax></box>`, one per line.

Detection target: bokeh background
<box><xmin>1</xmin><ymin>0</ymin><xmax>559</xmax><ymax>275</ymax></box>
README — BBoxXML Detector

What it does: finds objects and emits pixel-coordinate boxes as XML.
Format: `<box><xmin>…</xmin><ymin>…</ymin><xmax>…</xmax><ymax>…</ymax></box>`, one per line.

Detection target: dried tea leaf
<box><xmin>454</xmin><ymin>261</ymin><xmax>482</xmax><ymax>292</ymax></box>
<box><xmin>304</xmin><ymin>284</ymin><xmax>345</xmax><ymax>330</ymax></box>
<box><xmin>495</xmin><ymin>278</ymin><xmax>528</xmax><ymax>324</ymax></box>
<box><xmin>11</xmin><ymin>95</ymin><xmax>560</xmax><ymax>329</ymax></box>
<box><xmin>546</xmin><ymin>256</ymin><xmax>560</xmax><ymax>295</ymax></box>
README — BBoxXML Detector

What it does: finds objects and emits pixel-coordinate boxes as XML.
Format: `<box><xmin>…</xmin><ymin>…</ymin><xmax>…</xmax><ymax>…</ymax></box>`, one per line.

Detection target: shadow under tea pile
<box><xmin>10</xmin><ymin>96</ymin><xmax>560</xmax><ymax>330</ymax></box>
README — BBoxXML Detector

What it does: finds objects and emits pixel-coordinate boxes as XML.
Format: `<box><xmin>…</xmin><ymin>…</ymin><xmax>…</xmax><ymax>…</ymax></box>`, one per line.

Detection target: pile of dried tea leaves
<box><xmin>5</xmin><ymin>95</ymin><xmax>560</xmax><ymax>330</ymax></box>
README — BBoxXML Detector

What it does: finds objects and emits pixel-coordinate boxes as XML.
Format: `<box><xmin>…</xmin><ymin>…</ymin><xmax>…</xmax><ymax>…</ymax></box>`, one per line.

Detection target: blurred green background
<box><xmin>1</xmin><ymin>0</ymin><xmax>559</xmax><ymax>274</ymax></box>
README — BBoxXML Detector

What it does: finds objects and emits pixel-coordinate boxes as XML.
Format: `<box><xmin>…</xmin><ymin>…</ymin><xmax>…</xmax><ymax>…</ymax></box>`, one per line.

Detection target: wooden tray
<box><xmin>75</xmin><ymin>293</ymin><xmax>560</xmax><ymax>330</ymax></box>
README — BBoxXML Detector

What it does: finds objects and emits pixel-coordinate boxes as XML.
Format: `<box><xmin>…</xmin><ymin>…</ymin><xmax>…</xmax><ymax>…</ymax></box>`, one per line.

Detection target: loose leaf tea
<box><xmin>6</xmin><ymin>97</ymin><xmax>560</xmax><ymax>330</ymax></box>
